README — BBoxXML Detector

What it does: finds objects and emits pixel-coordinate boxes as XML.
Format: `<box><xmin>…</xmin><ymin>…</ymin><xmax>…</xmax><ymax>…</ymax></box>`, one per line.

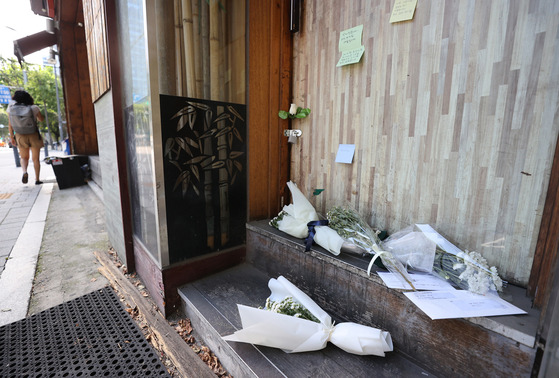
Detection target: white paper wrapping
<box><xmin>277</xmin><ymin>181</ymin><xmax>319</xmax><ymax>238</ymax></box>
<box><xmin>223</xmin><ymin>276</ymin><xmax>393</xmax><ymax>356</ymax></box>
<box><xmin>314</xmin><ymin>226</ymin><xmax>343</xmax><ymax>255</ymax></box>
<box><xmin>276</xmin><ymin>182</ymin><xmax>344</xmax><ymax>255</ymax></box>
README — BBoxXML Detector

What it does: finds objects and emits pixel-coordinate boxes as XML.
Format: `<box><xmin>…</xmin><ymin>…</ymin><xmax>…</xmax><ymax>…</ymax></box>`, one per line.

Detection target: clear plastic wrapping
<box><xmin>327</xmin><ymin>206</ymin><xmax>416</xmax><ymax>290</ymax></box>
<box><xmin>382</xmin><ymin>226</ymin><xmax>436</xmax><ymax>273</ymax></box>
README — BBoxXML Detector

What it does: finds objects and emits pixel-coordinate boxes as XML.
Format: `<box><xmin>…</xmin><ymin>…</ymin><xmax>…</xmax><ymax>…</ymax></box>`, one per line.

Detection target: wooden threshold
<box><xmin>94</xmin><ymin>250</ymin><xmax>215</xmax><ymax>378</ymax></box>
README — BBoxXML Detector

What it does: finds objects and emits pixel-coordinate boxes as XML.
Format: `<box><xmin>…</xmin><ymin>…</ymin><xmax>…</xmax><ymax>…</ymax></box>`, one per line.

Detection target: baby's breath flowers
<box><xmin>261</xmin><ymin>296</ymin><xmax>320</xmax><ymax>323</ymax></box>
<box><xmin>433</xmin><ymin>249</ymin><xmax>504</xmax><ymax>295</ymax></box>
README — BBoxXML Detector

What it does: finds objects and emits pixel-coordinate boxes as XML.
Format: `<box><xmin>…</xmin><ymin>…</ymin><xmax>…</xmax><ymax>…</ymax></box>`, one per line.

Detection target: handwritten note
<box><xmin>338</xmin><ymin>25</ymin><xmax>363</xmax><ymax>51</ymax></box>
<box><xmin>337</xmin><ymin>46</ymin><xmax>366</xmax><ymax>67</ymax></box>
<box><xmin>335</xmin><ymin>144</ymin><xmax>356</xmax><ymax>164</ymax></box>
<box><xmin>337</xmin><ymin>25</ymin><xmax>365</xmax><ymax>67</ymax></box>
<box><xmin>389</xmin><ymin>0</ymin><xmax>418</xmax><ymax>23</ymax></box>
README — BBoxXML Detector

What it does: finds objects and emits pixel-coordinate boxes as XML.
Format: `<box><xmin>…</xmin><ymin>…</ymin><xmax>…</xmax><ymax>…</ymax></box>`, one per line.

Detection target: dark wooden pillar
<box><xmin>57</xmin><ymin>0</ymin><xmax>97</xmax><ymax>155</ymax></box>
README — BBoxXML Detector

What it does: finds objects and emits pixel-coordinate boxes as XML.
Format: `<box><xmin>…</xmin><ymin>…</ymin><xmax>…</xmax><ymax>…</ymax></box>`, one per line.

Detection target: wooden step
<box><xmin>179</xmin><ymin>221</ymin><xmax>538</xmax><ymax>377</ymax></box>
<box><xmin>178</xmin><ymin>264</ymin><xmax>435</xmax><ymax>377</ymax></box>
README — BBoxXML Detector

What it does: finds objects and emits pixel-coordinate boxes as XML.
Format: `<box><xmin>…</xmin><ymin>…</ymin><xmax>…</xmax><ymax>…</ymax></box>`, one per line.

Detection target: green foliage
<box><xmin>0</xmin><ymin>108</ymin><xmax>8</xmax><ymax>139</ymax></box>
<box><xmin>0</xmin><ymin>57</ymin><xmax>27</xmax><ymax>88</ymax></box>
<box><xmin>0</xmin><ymin>57</ymin><xmax>65</xmax><ymax>142</ymax></box>
<box><xmin>0</xmin><ymin>108</ymin><xmax>8</xmax><ymax>125</ymax></box>
<box><xmin>278</xmin><ymin>106</ymin><xmax>311</xmax><ymax>120</ymax></box>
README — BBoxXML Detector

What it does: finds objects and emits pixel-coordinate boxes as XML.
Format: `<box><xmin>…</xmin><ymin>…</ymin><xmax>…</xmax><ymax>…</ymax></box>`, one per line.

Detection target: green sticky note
<box><xmin>337</xmin><ymin>25</ymin><xmax>365</xmax><ymax>67</ymax></box>
<box><xmin>339</xmin><ymin>25</ymin><xmax>363</xmax><ymax>51</ymax></box>
<box><xmin>336</xmin><ymin>46</ymin><xmax>365</xmax><ymax>67</ymax></box>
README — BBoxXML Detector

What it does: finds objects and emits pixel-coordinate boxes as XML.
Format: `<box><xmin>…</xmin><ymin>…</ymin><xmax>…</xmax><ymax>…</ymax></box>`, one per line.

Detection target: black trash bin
<box><xmin>46</xmin><ymin>155</ymin><xmax>88</xmax><ymax>189</ymax></box>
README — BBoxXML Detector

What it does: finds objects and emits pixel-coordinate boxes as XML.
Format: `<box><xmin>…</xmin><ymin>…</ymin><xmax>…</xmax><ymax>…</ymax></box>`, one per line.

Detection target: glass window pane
<box><xmin>116</xmin><ymin>0</ymin><xmax>159</xmax><ymax>260</ymax></box>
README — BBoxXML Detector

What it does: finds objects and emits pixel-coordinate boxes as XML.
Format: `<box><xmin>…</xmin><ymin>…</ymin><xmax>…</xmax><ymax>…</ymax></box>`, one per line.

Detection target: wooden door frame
<box><xmin>247</xmin><ymin>0</ymin><xmax>293</xmax><ymax>220</ymax></box>
<box><xmin>529</xmin><ymin>134</ymin><xmax>559</xmax><ymax>310</ymax></box>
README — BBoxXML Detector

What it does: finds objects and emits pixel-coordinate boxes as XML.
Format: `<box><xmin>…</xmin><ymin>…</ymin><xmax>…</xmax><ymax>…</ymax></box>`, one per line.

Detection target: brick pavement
<box><xmin>0</xmin><ymin>147</ymin><xmax>57</xmax><ymax>277</ymax></box>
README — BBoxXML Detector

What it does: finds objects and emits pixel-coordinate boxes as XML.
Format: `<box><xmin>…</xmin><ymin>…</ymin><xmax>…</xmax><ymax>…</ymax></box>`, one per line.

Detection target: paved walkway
<box><xmin>0</xmin><ymin>146</ymin><xmax>62</xmax><ymax>325</ymax></box>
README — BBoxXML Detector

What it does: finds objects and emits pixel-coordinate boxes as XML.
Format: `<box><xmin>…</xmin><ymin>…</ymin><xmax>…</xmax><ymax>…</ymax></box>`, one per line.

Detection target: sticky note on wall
<box><xmin>390</xmin><ymin>0</ymin><xmax>418</xmax><ymax>23</ymax></box>
<box><xmin>337</xmin><ymin>25</ymin><xmax>365</xmax><ymax>67</ymax></box>
<box><xmin>335</xmin><ymin>144</ymin><xmax>356</xmax><ymax>164</ymax></box>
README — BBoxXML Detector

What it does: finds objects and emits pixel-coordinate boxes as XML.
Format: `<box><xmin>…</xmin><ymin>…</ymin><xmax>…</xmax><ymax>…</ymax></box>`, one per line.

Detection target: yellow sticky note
<box><xmin>339</xmin><ymin>25</ymin><xmax>363</xmax><ymax>52</ymax></box>
<box><xmin>337</xmin><ymin>25</ymin><xmax>365</xmax><ymax>67</ymax></box>
<box><xmin>389</xmin><ymin>0</ymin><xmax>418</xmax><ymax>23</ymax></box>
<box><xmin>336</xmin><ymin>46</ymin><xmax>365</xmax><ymax>67</ymax></box>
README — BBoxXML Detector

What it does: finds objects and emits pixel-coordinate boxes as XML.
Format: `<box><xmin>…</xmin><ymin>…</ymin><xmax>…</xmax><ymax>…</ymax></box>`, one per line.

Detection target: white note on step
<box><xmin>404</xmin><ymin>290</ymin><xmax>527</xmax><ymax>320</ymax></box>
<box><xmin>378</xmin><ymin>272</ymin><xmax>455</xmax><ymax>291</ymax></box>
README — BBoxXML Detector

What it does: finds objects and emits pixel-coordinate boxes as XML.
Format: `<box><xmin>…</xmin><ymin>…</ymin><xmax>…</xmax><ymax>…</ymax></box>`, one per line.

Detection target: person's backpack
<box><xmin>9</xmin><ymin>104</ymin><xmax>37</xmax><ymax>135</ymax></box>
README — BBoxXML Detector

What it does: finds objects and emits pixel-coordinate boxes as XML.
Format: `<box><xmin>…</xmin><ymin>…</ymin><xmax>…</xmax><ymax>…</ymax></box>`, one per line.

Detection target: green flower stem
<box><xmin>327</xmin><ymin>206</ymin><xmax>415</xmax><ymax>289</ymax></box>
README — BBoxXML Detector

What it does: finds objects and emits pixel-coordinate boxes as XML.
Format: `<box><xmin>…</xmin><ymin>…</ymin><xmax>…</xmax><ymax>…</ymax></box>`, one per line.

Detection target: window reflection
<box><xmin>117</xmin><ymin>0</ymin><xmax>158</xmax><ymax>258</ymax></box>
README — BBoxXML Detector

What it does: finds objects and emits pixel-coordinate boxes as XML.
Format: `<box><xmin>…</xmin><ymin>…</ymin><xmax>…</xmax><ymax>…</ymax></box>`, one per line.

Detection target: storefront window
<box><xmin>114</xmin><ymin>0</ymin><xmax>247</xmax><ymax>266</ymax></box>
<box><xmin>116</xmin><ymin>0</ymin><xmax>159</xmax><ymax>261</ymax></box>
<box><xmin>158</xmin><ymin>0</ymin><xmax>247</xmax><ymax>263</ymax></box>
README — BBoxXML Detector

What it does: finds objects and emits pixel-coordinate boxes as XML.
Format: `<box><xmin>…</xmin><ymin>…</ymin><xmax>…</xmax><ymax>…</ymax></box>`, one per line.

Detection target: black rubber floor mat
<box><xmin>0</xmin><ymin>287</ymin><xmax>170</xmax><ymax>377</ymax></box>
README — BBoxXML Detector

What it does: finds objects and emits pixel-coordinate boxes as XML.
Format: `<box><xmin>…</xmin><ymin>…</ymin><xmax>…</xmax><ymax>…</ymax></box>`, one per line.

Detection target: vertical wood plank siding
<box><xmin>58</xmin><ymin>3</ymin><xmax>98</xmax><ymax>156</ymax></box>
<box><xmin>291</xmin><ymin>0</ymin><xmax>559</xmax><ymax>286</ymax></box>
<box><xmin>83</xmin><ymin>0</ymin><xmax>110</xmax><ymax>102</ymax></box>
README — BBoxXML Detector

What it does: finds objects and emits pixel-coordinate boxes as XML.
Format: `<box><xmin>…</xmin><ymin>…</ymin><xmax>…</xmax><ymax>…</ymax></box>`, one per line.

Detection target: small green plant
<box><xmin>278</xmin><ymin>103</ymin><xmax>311</xmax><ymax>119</ymax></box>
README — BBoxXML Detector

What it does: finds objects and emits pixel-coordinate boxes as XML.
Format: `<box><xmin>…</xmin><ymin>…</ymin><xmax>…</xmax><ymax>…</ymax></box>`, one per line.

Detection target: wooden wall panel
<box><xmin>291</xmin><ymin>0</ymin><xmax>559</xmax><ymax>286</ymax></box>
<box><xmin>83</xmin><ymin>0</ymin><xmax>110</xmax><ymax>102</ymax></box>
<box><xmin>59</xmin><ymin>18</ymin><xmax>98</xmax><ymax>156</ymax></box>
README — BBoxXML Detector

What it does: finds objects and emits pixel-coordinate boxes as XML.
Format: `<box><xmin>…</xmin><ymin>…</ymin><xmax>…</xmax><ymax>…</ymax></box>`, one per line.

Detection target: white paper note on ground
<box><xmin>378</xmin><ymin>272</ymin><xmax>456</xmax><ymax>291</ymax></box>
<box><xmin>404</xmin><ymin>290</ymin><xmax>527</xmax><ymax>320</ymax></box>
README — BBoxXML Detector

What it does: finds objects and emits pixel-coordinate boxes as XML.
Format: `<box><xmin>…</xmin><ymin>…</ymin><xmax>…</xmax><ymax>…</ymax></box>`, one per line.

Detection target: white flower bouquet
<box><xmin>223</xmin><ymin>276</ymin><xmax>393</xmax><ymax>356</ymax></box>
<box><xmin>432</xmin><ymin>249</ymin><xmax>504</xmax><ymax>295</ymax></box>
<box><xmin>415</xmin><ymin>224</ymin><xmax>505</xmax><ymax>295</ymax></box>
<box><xmin>269</xmin><ymin>181</ymin><xmax>344</xmax><ymax>255</ymax></box>
<box><xmin>270</xmin><ymin>183</ymin><xmax>415</xmax><ymax>289</ymax></box>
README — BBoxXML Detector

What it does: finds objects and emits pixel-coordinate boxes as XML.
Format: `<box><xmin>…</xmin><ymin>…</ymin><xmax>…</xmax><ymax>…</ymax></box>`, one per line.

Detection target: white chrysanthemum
<box><xmin>490</xmin><ymin>266</ymin><xmax>503</xmax><ymax>292</ymax></box>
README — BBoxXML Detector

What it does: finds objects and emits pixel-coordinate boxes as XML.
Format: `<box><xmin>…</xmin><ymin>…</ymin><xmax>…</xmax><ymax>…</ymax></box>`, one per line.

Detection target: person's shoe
<box><xmin>35</xmin><ymin>180</ymin><xmax>43</xmax><ymax>185</ymax></box>
<box><xmin>22</xmin><ymin>173</ymin><xmax>28</xmax><ymax>184</ymax></box>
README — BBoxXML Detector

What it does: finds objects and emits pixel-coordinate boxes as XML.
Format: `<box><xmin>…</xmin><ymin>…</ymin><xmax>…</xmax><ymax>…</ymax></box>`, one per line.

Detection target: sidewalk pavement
<box><xmin>0</xmin><ymin>146</ymin><xmax>109</xmax><ymax>326</ymax></box>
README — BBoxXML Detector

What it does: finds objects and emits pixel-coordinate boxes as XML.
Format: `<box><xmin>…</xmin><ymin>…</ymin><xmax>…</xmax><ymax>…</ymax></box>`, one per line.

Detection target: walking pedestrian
<box><xmin>7</xmin><ymin>90</ymin><xmax>45</xmax><ymax>185</ymax></box>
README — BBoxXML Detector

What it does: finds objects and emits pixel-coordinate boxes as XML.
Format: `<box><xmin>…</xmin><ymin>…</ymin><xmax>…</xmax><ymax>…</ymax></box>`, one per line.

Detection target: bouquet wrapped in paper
<box><xmin>269</xmin><ymin>184</ymin><xmax>415</xmax><ymax>289</ymax></box>
<box><xmin>223</xmin><ymin>276</ymin><xmax>393</xmax><ymax>356</ymax></box>
<box><xmin>270</xmin><ymin>181</ymin><xmax>344</xmax><ymax>255</ymax></box>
